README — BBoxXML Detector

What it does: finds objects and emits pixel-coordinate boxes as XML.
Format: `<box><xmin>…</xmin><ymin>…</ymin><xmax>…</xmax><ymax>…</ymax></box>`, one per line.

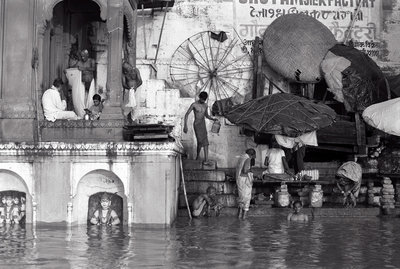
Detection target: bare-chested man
<box><xmin>183</xmin><ymin>91</ymin><xmax>217</xmax><ymax>165</ymax></box>
<box><xmin>71</xmin><ymin>49</ymin><xmax>95</xmax><ymax>104</ymax></box>
<box><xmin>287</xmin><ymin>201</ymin><xmax>309</xmax><ymax>222</ymax></box>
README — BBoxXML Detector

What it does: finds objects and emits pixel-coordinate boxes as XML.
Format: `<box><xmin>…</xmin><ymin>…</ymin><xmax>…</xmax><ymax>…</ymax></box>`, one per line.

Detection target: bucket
<box><xmin>211</xmin><ymin>120</ymin><xmax>221</xmax><ymax>134</ymax></box>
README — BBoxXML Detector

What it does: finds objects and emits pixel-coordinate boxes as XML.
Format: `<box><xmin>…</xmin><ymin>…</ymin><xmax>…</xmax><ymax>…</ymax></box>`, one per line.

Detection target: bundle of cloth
<box><xmin>321</xmin><ymin>44</ymin><xmax>389</xmax><ymax>113</ymax></box>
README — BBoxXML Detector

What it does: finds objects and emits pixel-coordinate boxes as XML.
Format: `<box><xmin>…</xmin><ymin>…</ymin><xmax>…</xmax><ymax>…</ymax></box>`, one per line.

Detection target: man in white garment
<box><xmin>42</xmin><ymin>78</ymin><xmax>80</xmax><ymax>121</ymax></box>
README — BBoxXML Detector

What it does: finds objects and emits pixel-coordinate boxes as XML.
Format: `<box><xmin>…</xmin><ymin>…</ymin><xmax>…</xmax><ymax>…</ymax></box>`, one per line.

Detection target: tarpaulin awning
<box><xmin>224</xmin><ymin>93</ymin><xmax>336</xmax><ymax>137</ymax></box>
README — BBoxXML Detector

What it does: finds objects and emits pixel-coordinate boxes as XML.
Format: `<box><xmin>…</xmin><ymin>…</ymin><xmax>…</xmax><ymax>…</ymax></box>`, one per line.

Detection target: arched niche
<box><xmin>45</xmin><ymin>0</ymin><xmax>107</xmax><ymax>22</ymax></box>
<box><xmin>40</xmin><ymin>0</ymin><xmax>108</xmax><ymax>96</ymax></box>
<box><xmin>0</xmin><ymin>170</ymin><xmax>33</xmax><ymax>224</ymax></box>
<box><xmin>72</xmin><ymin>169</ymin><xmax>127</xmax><ymax>225</ymax></box>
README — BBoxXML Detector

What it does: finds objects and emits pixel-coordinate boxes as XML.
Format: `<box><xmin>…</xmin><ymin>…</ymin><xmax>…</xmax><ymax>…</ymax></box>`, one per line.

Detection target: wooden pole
<box><xmin>154</xmin><ymin>1</ymin><xmax>169</xmax><ymax>65</ymax></box>
<box><xmin>179</xmin><ymin>155</ymin><xmax>192</xmax><ymax>220</ymax></box>
<box><xmin>142</xmin><ymin>4</ymin><xmax>147</xmax><ymax>59</ymax></box>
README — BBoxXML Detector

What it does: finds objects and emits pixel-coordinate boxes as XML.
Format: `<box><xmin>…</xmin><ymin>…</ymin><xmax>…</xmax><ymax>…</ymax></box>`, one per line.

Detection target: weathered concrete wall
<box><xmin>381</xmin><ymin>0</ymin><xmax>400</xmax><ymax>75</ymax></box>
<box><xmin>0</xmin><ymin>0</ymin><xmax>36</xmax><ymax>142</ymax></box>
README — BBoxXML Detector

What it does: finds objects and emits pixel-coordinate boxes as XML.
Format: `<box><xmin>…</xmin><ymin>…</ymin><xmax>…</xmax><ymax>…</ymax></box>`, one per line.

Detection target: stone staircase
<box><xmin>179</xmin><ymin>160</ymin><xmax>237</xmax><ymax>213</ymax></box>
<box><xmin>178</xmin><ymin>160</ymin><xmax>385</xmax><ymax>218</ymax></box>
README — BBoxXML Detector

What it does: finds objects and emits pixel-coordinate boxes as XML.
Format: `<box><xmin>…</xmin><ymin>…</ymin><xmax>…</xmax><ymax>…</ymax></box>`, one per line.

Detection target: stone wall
<box><xmin>0</xmin><ymin>141</ymin><xmax>182</xmax><ymax>226</ymax></box>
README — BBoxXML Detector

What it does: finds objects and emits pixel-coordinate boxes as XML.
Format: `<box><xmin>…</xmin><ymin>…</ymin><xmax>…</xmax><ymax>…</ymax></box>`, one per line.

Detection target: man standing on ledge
<box><xmin>42</xmin><ymin>78</ymin><xmax>79</xmax><ymax>121</ymax></box>
<box><xmin>183</xmin><ymin>91</ymin><xmax>217</xmax><ymax>165</ymax></box>
<box><xmin>74</xmin><ymin>49</ymin><xmax>95</xmax><ymax>105</ymax></box>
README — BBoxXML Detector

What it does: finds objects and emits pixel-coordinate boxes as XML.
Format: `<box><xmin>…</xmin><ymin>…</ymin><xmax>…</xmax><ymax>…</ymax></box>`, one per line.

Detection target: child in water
<box><xmin>90</xmin><ymin>193</ymin><xmax>120</xmax><ymax>226</ymax></box>
<box><xmin>192</xmin><ymin>186</ymin><xmax>223</xmax><ymax>217</ymax></box>
<box><xmin>287</xmin><ymin>201</ymin><xmax>308</xmax><ymax>222</ymax></box>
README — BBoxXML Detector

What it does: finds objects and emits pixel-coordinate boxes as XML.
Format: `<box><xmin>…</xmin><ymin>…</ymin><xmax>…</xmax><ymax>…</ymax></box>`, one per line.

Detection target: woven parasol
<box><xmin>224</xmin><ymin>93</ymin><xmax>336</xmax><ymax>137</ymax></box>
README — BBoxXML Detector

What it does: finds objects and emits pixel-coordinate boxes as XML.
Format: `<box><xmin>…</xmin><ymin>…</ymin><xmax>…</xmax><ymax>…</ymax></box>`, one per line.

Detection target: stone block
<box><xmin>185</xmin><ymin>181</ymin><xmax>236</xmax><ymax>194</ymax></box>
<box><xmin>183</xmin><ymin>170</ymin><xmax>226</xmax><ymax>182</ymax></box>
<box><xmin>202</xmin><ymin>161</ymin><xmax>216</xmax><ymax>170</ymax></box>
<box><xmin>0</xmin><ymin>119</ymin><xmax>34</xmax><ymax>142</ymax></box>
<box><xmin>178</xmin><ymin>194</ymin><xmax>237</xmax><ymax>208</ymax></box>
<box><xmin>183</xmin><ymin>159</ymin><xmax>203</xmax><ymax>170</ymax></box>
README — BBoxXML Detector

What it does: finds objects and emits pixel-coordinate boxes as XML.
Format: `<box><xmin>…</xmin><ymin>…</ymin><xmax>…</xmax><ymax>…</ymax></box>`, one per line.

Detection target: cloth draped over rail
<box><xmin>65</xmin><ymin>68</ymin><xmax>95</xmax><ymax>117</ymax></box>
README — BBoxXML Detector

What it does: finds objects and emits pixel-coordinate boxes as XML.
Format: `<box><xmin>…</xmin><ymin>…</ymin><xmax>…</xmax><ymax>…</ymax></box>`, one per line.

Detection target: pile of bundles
<box><xmin>381</xmin><ymin>177</ymin><xmax>395</xmax><ymax>210</ymax></box>
<box><xmin>297</xmin><ymin>185</ymin><xmax>310</xmax><ymax>206</ymax></box>
<box><xmin>309</xmin><ymin>184</ymin><xmax>323</xmax><ymax>208</ymax></box>
<box><xmin>262</xmin><ymin>13</ymin><xmax>389</xmax><ymax>117</ymax></box>
<box><xmin>367</xmin><ymin>182</ymin><xmax>382</xmax><ymax>206</ymax></box>
<box><xmin>253</xmin><ymin>193</ymin><xmax>274</xmax><ymax>207</ymax></box>
<box><xmin>358</xmin><ymin>186</ymin><xmax>368</xmax><ymax>204</ymax></box>
<box><xmin>274</xmin><ymin>184</ymin><xmax>290</xmax><ymax>207</ymax></box>
<box><xmin>396</xmin><ymin>183</ymin><xmax>400</xmax><ymax>208</ymax></box>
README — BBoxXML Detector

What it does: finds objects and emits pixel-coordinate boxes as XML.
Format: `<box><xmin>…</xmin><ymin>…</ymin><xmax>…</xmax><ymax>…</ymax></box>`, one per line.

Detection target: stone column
<box><xmin>103</xmin><ymin>0</ymin><xmax>125</xmax><ymax>119</ymax></box>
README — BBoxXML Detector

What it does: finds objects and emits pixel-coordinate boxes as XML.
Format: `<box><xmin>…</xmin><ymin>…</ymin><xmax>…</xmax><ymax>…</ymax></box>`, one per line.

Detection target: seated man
<box><xmin>263</xmin><ymin>140</ymin><xmax>294</xmax><ymax>179</ymax></box>
<box><xmin>90</xmin><ymin>193</ymin><xmax>120</xmax><ymax>226</ymax></box>
<box><xmin>336</xmin><ymin>161</ymin><xmax>362</xmax><ymax>207</ymax></box>
<box><xmin>287</xmin><ymin>201</ymin><xmax>308</xmax><ymax>222</ymax></box>
<box><xmin>192</xmin><ymin>186</ymin><xmax>223</xmax><ymax>217</ymax></box>
<box><xmin>42</xmin><ymin>78</ymin><xmax>79</xmax><ymax>121</ymax></box>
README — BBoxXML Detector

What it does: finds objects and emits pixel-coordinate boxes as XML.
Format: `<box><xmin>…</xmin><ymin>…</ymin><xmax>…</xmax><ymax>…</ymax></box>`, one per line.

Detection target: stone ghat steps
<box><xmin>177</xmin><ymin>206</ymin><xmax>381</xmax><ymax>218</ymax></box>
<box><xmin>180</xmin><ymin>161</ymin><xmax>344</xmax><ymax>210</ymax></box>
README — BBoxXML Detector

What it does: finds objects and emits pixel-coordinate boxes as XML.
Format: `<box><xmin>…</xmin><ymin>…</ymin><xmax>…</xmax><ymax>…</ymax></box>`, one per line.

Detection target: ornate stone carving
<box><xmin>39</xmin><ymin>119</ymin><xmax>125</xmax><ymax>128</ymax></box>
<box><xmin>0</xmin><ymin>141</ymin><xmax>183</xmax><ymax>156</ymax></box>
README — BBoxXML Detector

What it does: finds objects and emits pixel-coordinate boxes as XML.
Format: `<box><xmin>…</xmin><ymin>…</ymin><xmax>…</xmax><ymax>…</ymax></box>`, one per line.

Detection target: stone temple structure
<box><xmin>0</xmin><ymin>0</ymin><xmax>181</xmax><ymax>226</ymax></box>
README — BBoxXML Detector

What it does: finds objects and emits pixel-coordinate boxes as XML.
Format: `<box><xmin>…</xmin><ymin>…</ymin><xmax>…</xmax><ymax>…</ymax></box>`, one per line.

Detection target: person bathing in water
<box><xmin>191</xmin><ymin>186</ymin><xmax>223</xmax><ymax>217</ymax></box>
<box><xmin>287</xmin><ymin>201</ymin><xmax>308</xmax><ymax>222</ymax></box>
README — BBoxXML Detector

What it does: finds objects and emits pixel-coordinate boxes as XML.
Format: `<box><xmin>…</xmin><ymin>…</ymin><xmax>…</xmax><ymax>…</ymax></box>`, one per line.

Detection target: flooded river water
<box><xmin>0</xmin><ymin>216</ymin><xmax>399</xmax><ymax>268</ymax></box>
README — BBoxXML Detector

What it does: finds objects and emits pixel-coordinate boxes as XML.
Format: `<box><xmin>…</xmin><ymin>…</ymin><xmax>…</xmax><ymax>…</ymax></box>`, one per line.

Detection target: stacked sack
<box><xmin>367</xmin><ymin>181</ymin><xmax>381</xmax><ymax>206</ymax></box>
<box><xmin>381</xmin><ymin>177</ymin><xmax>395</xmax><ymax>209</ymax></box>
<box><xmin>309</xmin><ymin>184</ymin><xmax>323</xmax><ymax>207</ymax></box>
<box><xmin>275</xmin><ymin>184</ymin><xmax>290</xmax><ymax>207</ymax></box>
<box><xmin>358</xmin><ymin>186</ymin><xmax>368</xmax><ymax>204</ymax></box>
<box><xmin>396</xmin><ymin>183</ymin><xmax>400</xmax><ymax>208</ymax></box>
<box><xmin>297</xmin><ymin>185</ymin><xmax>310</xmax><ymax>207</ymax></box>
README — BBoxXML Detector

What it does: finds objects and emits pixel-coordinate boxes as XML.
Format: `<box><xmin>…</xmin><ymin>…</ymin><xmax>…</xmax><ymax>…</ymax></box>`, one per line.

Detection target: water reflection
<box><xmin>1</xmin><ymin>217</ymin><xmax>400</xmax><ymax>268</ymax></box>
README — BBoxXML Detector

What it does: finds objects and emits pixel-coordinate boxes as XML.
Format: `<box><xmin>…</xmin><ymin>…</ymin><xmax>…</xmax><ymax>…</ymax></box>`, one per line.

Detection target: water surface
<box><xmin>0</xmin><ymin>217</ymin><xmax>399</xmax><ymax>268</ymax></box>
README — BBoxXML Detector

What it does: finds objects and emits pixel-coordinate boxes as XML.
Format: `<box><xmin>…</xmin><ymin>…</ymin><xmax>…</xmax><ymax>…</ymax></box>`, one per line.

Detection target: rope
<box><xmin>344</xmin><ymin>0</ymin><xmax>363</xmax><ymax>45</ymax></box>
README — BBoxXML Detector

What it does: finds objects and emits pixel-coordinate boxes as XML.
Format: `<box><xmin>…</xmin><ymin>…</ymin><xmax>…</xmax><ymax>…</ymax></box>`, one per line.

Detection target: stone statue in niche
<box><xmin>122</xmin><ymin>62</ymin><xmax>142</xmax><ymax>123</ymax></box>
<box><xmin>0</xmin><ymin>195</ymin><xmax>25</xmax><ymax>226</ymax></box>
<box><xmin>90</xmin><ymin>193</ymin><xmax>121</xmax><ymax>226</ymax></box>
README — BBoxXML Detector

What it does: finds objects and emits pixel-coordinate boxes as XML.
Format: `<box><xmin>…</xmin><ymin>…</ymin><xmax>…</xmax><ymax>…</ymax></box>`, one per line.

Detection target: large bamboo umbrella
<box><xmin>224</xmin><ymin>93</ymin><xmax>336</xmax><ymax>137</ymax></box>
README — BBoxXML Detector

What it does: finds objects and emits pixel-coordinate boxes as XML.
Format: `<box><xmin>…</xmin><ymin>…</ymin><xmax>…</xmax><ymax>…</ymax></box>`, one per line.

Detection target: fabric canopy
<box><xmin>224</xmin><ymin>93</ymin><xmax>336</xmax><ymax>137</ymax></box>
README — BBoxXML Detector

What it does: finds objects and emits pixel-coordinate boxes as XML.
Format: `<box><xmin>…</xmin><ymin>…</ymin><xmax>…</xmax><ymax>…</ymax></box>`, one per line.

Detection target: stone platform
<box><xmin>178</xmin><ymin>206</ymin><xmax>382</xmax><ymax>218</ymax></box>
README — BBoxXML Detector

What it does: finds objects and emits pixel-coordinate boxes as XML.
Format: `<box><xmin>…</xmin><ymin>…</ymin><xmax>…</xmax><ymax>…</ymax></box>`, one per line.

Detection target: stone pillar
<box><xmin>103</xmin><ymin>0</ymin><xmax>124</xmax><ymax>119</ymax></box>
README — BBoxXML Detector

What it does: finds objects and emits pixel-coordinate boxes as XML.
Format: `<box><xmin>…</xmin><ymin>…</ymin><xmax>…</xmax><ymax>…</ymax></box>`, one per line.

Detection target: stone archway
<box><xmin>0</xmin><ymin>169</ymin><xmax>33</xmax><ymax>224</ymax></box>
<box><xmin>72</xmin><ymin>169</ymin><xmax>127</xmax><ymax>225</ymax></box>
